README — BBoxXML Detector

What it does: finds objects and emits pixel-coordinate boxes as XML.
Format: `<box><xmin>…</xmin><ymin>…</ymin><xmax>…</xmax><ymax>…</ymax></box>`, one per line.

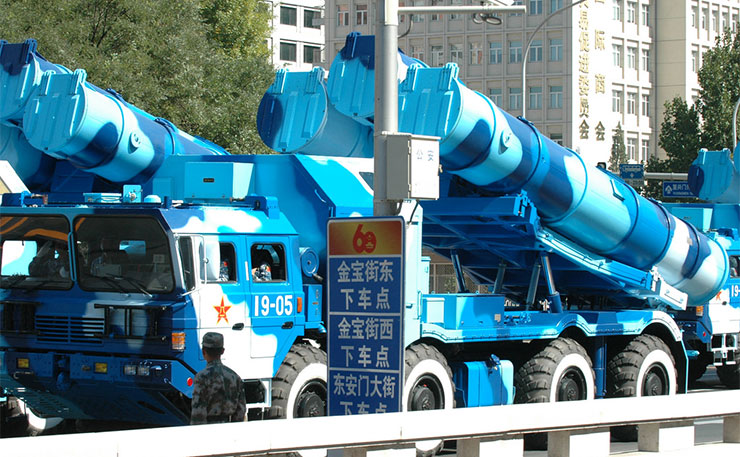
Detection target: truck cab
<box><xmin>0</xmin><ymin>194</ymin><xmax>321</xmax><ymax>426</ymax></box>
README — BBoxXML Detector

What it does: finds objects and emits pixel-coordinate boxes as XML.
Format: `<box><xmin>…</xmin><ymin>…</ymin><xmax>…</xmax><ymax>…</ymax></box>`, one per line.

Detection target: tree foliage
<box><xmin>644</xmin><ymin>28</ymin><xmax>740</xmax><ymax>199</ymax></box>
<box><xmin>645</xmin><ymin>96</ymin><xmax>700</xmax><ymax>199</ymax></box>
<box><xmin>608</xmin><ymin>122</ymin><xmax>627</xmax><ymax>173</ymax></box>
<box><xmin>697</xmin><ymin>30</ymin><xmax>740</xmax><ymax>151</ymax></box>
<box><xmin>0</xmin><ymin>0</ymin><xmax>275</xmax><ymax>154</ymax></box>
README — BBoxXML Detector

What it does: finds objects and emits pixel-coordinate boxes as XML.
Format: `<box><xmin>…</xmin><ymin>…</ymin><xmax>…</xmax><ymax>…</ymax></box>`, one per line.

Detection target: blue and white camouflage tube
<box><xmin>397</xmin><ymin>64</ymin><xmax>727</xmax><ymax>306</ymax></box>
<box><xmin>19</xmin><ymin>69</ymin><xmax>226</xmax><ymax>184</ymax></box>
<box><xmin>257</xmin><ymin>67</ymin><xmax>373</xmax><ymax>158</ymax></box>
<box><xmin>0</xmin><ymin>39</ymin><xmax>70</xmax><ymax>126</ymax></box>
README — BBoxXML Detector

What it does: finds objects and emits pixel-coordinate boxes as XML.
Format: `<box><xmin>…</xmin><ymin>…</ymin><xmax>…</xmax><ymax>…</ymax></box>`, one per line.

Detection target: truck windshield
<box><xmin>75</xmin><ymin>216</ymin><xmax>174</xmax><ymax>294</ymax></box>
<box><xmin>0</xmin><ymin>215</ymin><xmax>73</xmax><ymax>290</ymax></box>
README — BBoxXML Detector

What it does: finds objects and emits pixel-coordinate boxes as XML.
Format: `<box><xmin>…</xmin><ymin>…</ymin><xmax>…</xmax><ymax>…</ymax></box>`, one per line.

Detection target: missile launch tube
<box><xmin>0</xmin><ymin>123</ymin><xmax>56</xmax><ymax>190</ymax></box>
<box><xmin>0</xmin><ymin>39</ymin><xmax>70</xmax><ymax>125</ymax></box>
<box><xmin>19</xmin><ymin>69</ymin><xmax>226</xmax><ymax>185</ymax></box>
<box><xmin>398</xmin><ymin>64</ymin><xmax>727</xmax><ymax>305</ymax></box>
<box><xmin>257</xmin><ymin>67</ymin><xmax>373</xmax><ymax>158</ymax></box>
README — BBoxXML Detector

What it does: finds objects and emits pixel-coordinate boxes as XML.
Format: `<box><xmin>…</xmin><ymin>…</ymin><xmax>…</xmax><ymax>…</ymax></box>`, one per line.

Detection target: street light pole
<box><xmin>521</xmin><ymin>0</ymin><xmax>587</xmax><ymax>120</ymax></box>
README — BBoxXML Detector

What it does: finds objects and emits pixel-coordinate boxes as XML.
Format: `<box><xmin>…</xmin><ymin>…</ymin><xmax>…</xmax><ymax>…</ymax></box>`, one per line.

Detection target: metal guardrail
<box><xmin>1</xmin><ymin>390</ymin><xmax>739</xmax><ymax>457</ymax></box>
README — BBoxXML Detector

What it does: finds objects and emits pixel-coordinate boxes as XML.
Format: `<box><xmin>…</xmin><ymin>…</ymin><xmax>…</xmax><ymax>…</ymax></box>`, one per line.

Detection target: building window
<box><xmin>612</xmin><ymin>89</ymin><xmax>623</xmax><ymax>113</ymax></box>
<box><xmin>549</xmin><ymin>85</ymin><xmax>563</xmax><ymax>109</ymax></box>
<box><xmin>280</xmin><ymin>41</ymin><xmax>297</xmax><ymax>62</ymax></box>
<box><xmin>510</xmin><ymin>0</ymin><xmax>523</xmax><ymax>17</ymax></box>
<box><xmin>641</xmin><ymin>48</ymin><xmax>650</xmax><ymax>71</ymax></box>
<box><xmin>641</xmin><ymin>138</ymin><xmax>650</xmax><ymax>160</ymax></box>
<box><xmin>691</xmin><ymin>49</ymin><xmax>699</xmax><ymax>72</ymax></box>
<box><xmin>470</xmin><ymin>42</ymin><xmax>483</xmax><ymax>65</ymax></box>
<box><xmin>411</xmin><ymin>45</ymin><xmax>424</xmax><ymax>62</ymax></box>
<box><xmin>280</xmin><ymin>6</ymin><xmax>297</xmax><ymax>26</ymax></box>
<box><xmin>509</xmin><ymin>87</ymin><xmax>522</xmax><ymax>110</ymax></box>
<box><xmin>529</xmin><ymin>40</ymin><xmax>543</xmax><ymax>62</ymax></box>
<box><xmin>489</xmin><ymin>88</ymin><xmax>503</xmax><ymax>106</ymax></box>
<box><xmin>550</xmin><ymin>132</ymin><xmax>563</xmax><ymax>145</ymax></box>
<box><xmin>692</xmin><ymin>8</ymin><xmax>697</xmax><ymax>29</ymax></box>
<box><xmin>550</xmin><ymin>0</ymin><xmax>563</xmax><ymax>13</ymax></box>
<box><xmin>489</xmin><ymin>42</ymin><xmax>503</xmax><ymax>64</ymax></box>
<box><xmin>613</xmin><ymin>44</ymin><xmax>623</xmax><ymax>67</ymax></box>
<box><xmin>702</xmin><ymin>8</ymin><xmax>708</xmax><ymax>30</ymax></box>
<box><xmin>450</xmin><ymin>43</ymin><xmax>463</xmax><ymax>64</ymax></box>
<box><xmin>627</xmin><ymin>137</ymin><xmax>637</xmax><ymax>160</ymax></box>
<box><xmin>430</xmin><ymin>0</ymin><xmax>441</xmax><ymax>21</ymax></box>
<box><xmin>509</xmin><ymin>41</ymin><xmax>523</xmax><ymax>63</ymax></box>
<box><xmin>410</xmin><ymin>0</ymin><xmax>425</xmax><ymax>22</ymax></box>
<box><xmin>431</xmin><ymin>45</ymin><xmax>443</xmax><ymax>67</ymax></box>
<box><xmin>627</xmin><ymin>2</ymin><xmax>636</xmax><ymax>23</ymax></box>
<box><xmin>641</xmin><ymin>94</ymin><xmax>650</xmax><ymax>116</ymax></box>
<box><xmin>613</xmin><ymin>0</ymin><xmax>621</xmax><ymax>21</ymax></box>
<box><xmin>356</xmin><ymin>4</ymin><xmax>368</xmax><ymax>25</ymax></box>
<box><xmin>627</xmin><ymin>92</ymin><xmax>637</xmax><ymax>114</ymax></box>
<box><xmin>641</xmin><ymin>3</ymin><xmax>649</xmax><ymax>26</ymax></box>
<box><xmin>304</xmin><ymin>9</ymin><xmax>321</xmax><ymax>29</ymax></box>
<box><xmin>303</xmin><ymin>45</ymin><xmax>320</xmax><ymax>64</ymax></box>
<box><xmin>529</xmin><ymin>0</ymin><xmax>543</xmax><ymax>15</ymax></box>
<box><xmin>529</xmin><ymin>86</ymin><xmax>542</xmax><ymax>109</ymax></box>
<box><xmin>450</xmin><ymin>0</ymin><xmax>463</xmax><ymax>20</ymax></box>
<box><xmin>337</xmin><ymin>5</ymin><xmax>349</xmax><ymax>26</ymax></box>
<box><xmin>712</xmin><ymin>11</ymin><xmax>718</xmax><ymax>31</ymax></box>
<box><xmin>549</xmin><ymin>38</ymin><xmax>563</xmax><ymax>61</ymax></box>
<box><xmin>627</xmin><ymin>46</ymin><xmax>636</xmax><ymax>69</ymax></box>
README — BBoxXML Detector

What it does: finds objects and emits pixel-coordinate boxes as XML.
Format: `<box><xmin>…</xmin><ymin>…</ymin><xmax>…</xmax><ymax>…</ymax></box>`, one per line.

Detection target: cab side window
<box><xmin>730</xmin><ymin>255</ymin><xmax>740</xmax><ymax>278</ymax></box>
<box><xmin>250</xmin><ymin>244</ymin><xmax>286</xmax><ymax>282</ymax></box>
<box><xmin>218</xmin><ymin>242</ymin><xmax>237</xmax><ymax>282</ymax></box>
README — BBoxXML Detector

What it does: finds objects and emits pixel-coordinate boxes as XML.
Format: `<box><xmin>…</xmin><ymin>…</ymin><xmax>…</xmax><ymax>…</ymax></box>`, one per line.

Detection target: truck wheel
<box><xmin>515</xmin><ymin>338</ymin><xmax>595</xmax><ymax>403</ymax></box>
<box><xmin>717</xmin><ymin>364</ymin><xmax>740</xmax><ymax>389</ymax></box>
<box><xmin>268</xmin><ymin>344</ymin><xmax>327</xmax><ymax>419</ymax></box>
<box><xmin>403</xmin><ymin>343</ymin><xmax>454</xmax><ymax>457</ymax></box>
<box><xmin>607</xmin><ymin>334</ymin><xmax>677</xmax><ymax>441</ymax></box>
<box><xmin>514</xmin><ymin>338</ymin><xmax>594</xmax><ymax>449</ymax></box>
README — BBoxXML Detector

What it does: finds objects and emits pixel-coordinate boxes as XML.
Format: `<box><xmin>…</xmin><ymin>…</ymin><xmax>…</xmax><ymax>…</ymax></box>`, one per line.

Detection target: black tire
<box><xmin>607</xmin><ymin>335</ymin><xmax>677</xmax><ymax>441</ymax></box>
<box><xmin>515</xmin><ymin>338</ymin><xmax>595</xmax><ymax>403</ymax></box>
<box><xmin>514</xmin><ymin>338</ymin><xmax>595</xmax><ymax>450</ymax></box>
<box><xmin>267</xmin><ymin>344</ymin><xmax>327</xmax><ymax>419</ymax></box>
<box><xmin>403</xmin><ymin>343</ymin><xmax>455</xmax><ymax>457</ymax></box>
<box><xmin>717</xmin><ymin>364</ymin><xmax>740</xmax><ymax>389</ymax></box>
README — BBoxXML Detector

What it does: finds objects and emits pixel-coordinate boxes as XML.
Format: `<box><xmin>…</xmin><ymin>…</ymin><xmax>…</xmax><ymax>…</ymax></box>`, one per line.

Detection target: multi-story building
<box><xmin>268</xmin><ymin>0</ymin><xmax>325</xmax><ymax>70</ymax></box>
<box><xmin>655</xmin><ymin>1</ymin><xmax>740</xmax><ymax>147</ymax></box>
<box><xmin>323</xmin><ymin>0</ymin><xmax>740</xmax><ymax>165</ymax></box>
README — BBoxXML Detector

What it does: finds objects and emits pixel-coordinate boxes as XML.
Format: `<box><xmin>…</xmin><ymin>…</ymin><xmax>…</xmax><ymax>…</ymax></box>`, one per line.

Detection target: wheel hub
<box><xmin>557</xmin><ymin>368</ymin><xmax>587</xmax><ymax>401</ymax></box>
<box><xmin>642</xmin><ymin>364</ymin><xmax>669</xmax><ymax>396</ymax></box>
<box><xmin>409</xmin><ymin>376</ymin><xmax>443</xmax><ymax>411</ymax></box>
<box><xmin>294</xmin><ymin>381</ymin><xmax>326</xmax><ymax>417</ymax></box>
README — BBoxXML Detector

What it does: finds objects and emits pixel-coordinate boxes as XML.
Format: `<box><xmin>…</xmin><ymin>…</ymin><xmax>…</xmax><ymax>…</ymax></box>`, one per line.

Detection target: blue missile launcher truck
<box><xmin>0</xmin><ymin>33</ymin><xmax>738</xmax><ymax>440</ymax></box>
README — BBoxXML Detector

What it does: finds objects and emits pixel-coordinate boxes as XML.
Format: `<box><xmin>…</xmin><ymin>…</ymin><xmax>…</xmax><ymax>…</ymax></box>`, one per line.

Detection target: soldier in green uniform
<box><xmin>190</xmin><ymin>332</ymin><xmax>246</xmax><ymax>424</ymax></box>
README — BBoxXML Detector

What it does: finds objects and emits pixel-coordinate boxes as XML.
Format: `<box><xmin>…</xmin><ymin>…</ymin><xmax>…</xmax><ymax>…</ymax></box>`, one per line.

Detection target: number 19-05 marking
<box><xmin>253</xmin><ymin>295</ymin><xmax>293</xmax><ymax>317</ymax></box>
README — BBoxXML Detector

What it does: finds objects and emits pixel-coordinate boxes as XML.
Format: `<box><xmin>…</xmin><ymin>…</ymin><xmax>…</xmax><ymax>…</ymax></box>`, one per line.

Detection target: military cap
<box><xmin>202</xmin><ymin>332</ymin><xmax>224</xmax><ymax>349</ymax></box>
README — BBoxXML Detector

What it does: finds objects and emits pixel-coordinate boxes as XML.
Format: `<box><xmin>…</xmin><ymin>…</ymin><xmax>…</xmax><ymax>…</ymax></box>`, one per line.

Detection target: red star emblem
<box><xmin>214</xmin><ymin>297</ymin><xmax>232</xmax><ymax>324</ymax></box>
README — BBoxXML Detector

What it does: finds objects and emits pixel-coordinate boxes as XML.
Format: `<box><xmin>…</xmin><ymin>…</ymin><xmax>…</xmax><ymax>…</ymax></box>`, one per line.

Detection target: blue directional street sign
<box><xmin>619</xmin><ymin>163</ymin><xmax>644</xmax><ymax>179</ymax></box>
<box><xmin>327</xmin><ymin>217</ymin><xmax>405</xmax><ymax>416</ymax></box>
<box><xmin>663</xmin><ymin>181</ymin><xmax>693</xmax><ymax>198</ymax></box>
